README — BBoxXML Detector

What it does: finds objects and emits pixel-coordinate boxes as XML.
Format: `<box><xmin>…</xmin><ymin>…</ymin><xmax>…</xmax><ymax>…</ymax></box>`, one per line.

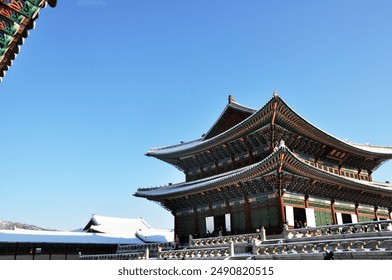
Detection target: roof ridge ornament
<box><xmin>228</xmin><ymin>94</ymin><xmax>236</xmax><ymax>104</ymax></box>
<box><xmin>278</xmin><ymin>139</ymin><xmax>286</xmax><ymax>149</ymax></box>
<box><xmin>273</xmin><ymin>89</ymin><xmax>279</xmax><ymax>98</ymax></box>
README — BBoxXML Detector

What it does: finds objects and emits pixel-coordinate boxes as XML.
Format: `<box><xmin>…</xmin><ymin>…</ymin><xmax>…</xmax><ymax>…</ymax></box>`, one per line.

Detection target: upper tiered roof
<box><xmin>0</xmin><ymin>0</ymin><xmax>57</xmax><ymax>82</ymax></box>
<box><xmin>146</xmin><ymin>92</ymin><xmax>392</xmax><ymax>172</ymax></box>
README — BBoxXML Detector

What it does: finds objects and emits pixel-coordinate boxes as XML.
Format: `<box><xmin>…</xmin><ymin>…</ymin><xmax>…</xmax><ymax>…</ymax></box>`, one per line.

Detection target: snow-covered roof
<box><xmin>0</xmin><ymin>228</ymin><xmax>144</xmax><ymax>245</ymax></box>
<box><xmin>85</xmin><ymin>214</ymin><xmax>150</xmax><ymax>237</ymax></box>
<box><xmin>85</xmin><ymin>214</ymin><xmax>174</xmax><ymax>243</ymax></box>
<box><xmin>0</xmin><ymin>214</ymin><xmax>174</xmax><ymax>244</ymax></box>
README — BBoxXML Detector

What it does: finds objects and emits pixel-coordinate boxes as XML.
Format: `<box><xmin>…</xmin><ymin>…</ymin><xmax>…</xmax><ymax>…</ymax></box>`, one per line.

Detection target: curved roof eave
<box><xmin>146</xmin><ymin>95</ymin><xmax>276</xmax><ymax>157</ymax></box>
<box><xmin>136</xmin><ymin>143</ymin><xmax>392</xmax><ymax>200</ymax></box>
<box><xmin>0</xmin><ymin>0</ymin><xmax>56</xmax><ymax>82</ymax></box>
<box><xmin>146</xmin><ymin>94</ymin><xmax>392</xmax><ymax>161</ymax></box>
<box><xmin>276</xmin><ymin>98</ymin><xmax>392</xmax><ymax>158</ymax></box>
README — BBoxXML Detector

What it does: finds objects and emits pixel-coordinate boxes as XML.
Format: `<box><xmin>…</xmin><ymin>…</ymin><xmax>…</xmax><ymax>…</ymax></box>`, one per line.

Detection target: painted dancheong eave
<box><xmin>0</xmin><ymin>0</ymin><xmax>57</xmax><ymax>82</ymax></box>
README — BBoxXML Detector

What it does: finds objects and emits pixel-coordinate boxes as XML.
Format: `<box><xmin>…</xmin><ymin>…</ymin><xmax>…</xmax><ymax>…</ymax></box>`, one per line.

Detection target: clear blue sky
<box><xmin>0</xmin><ymin>0</ymin><xmax>391</xmax><ymax>231</ymax></box>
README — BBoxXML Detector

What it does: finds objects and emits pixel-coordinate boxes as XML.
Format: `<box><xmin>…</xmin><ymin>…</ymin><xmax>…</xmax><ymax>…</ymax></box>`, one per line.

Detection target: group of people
<box><xmin>294</xmin><ymin>220</ymin><xmax>307</xmax><ymax>229</ymax></box>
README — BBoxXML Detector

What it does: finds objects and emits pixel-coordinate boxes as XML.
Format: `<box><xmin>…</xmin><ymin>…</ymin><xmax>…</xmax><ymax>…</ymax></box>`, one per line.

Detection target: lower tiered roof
<box><xmin>135</xmin><ymin>141</ymin><xmax>392</xmax><ymax>211</ymax></box>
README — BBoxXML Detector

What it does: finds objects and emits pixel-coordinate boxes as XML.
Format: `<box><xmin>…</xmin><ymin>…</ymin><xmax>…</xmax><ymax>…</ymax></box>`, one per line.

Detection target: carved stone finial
<box><xmin>273</xmin><ymin>89</ymin><xmax>279</xmax><ymax>97</ymax></box>
<box><xmin>228</xmin><ymin>95</ymin><xmax>236</xmax><ymax>104</ymax></box>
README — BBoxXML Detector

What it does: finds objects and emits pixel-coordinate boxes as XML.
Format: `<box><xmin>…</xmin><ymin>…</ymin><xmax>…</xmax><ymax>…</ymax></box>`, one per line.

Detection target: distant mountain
<box><xmin>0</xmin><ymin>219</ymin><xmax>55</xmax><ymax>231</ymax></box>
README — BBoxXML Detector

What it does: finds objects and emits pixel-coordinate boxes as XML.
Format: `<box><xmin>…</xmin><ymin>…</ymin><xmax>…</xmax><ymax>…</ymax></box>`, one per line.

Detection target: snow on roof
<box><xmin>0</xmin><ymin>228</ymin><xmax>144</xmax><ymax>245</ymax></box>
<box><xmin>147</xmin><ymin>138</ymin><xmax>203</xmax><ymax>155</ymax></box>
<box><xmin>136</xmin><ymin>228</ymin><xmax>174</xmax><ymax>243</ymax></box>
<box><xmin>86</xmin><ymin>214</ymin><xmax>151</xmax><ymax>237</ymax></box>
<box><xmin>0</xmin><ymin>214</ymin><xmax>174</xmax><ymax>244</ymax></box>
<box><xmin>86</xmin><ymin>214</ymin><xmax>174</xmax><ymax>243</ymax></box>
<box><xmin>347</xmin><ymin>142</ymin><xmax>392</xmax><ymax>154</ymax></box>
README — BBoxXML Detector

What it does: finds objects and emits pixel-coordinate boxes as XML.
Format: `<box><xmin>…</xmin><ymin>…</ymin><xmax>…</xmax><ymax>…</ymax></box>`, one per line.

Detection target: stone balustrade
<box><xmin>284</xmin><ymin>220</ymin><xmax>392</xmax><ymax>240</ymax></box>
<box><xmin>253</xmin><ymin>236</ymin><xmax>392</xmax><ymax>256</ymax></box>
<box><xmin>190</xmin><ymin>227</ymin><xmax>266</xmax><ymax>248</ymax></box>
<box><xmin>80</xmin><ymin>252</ymin><xmax>147</xmax><ymax>260</ymax></box>
<box><xmin>117</xmin><ymin>242</ymin><xmax>173</xmax><ymax>253</ymax></box>
<box><xmin>159</xmin><ymin>246</ymin><xmax>231</xmax><ymax>260</ymax></box>
<box><xmin>79</xmin><ymin>220</ymin><xmax>392</xmax><ymax>260</ymax></box>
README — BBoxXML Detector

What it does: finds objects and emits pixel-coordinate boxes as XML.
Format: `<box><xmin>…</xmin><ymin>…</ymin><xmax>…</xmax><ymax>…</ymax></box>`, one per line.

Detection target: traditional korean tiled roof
<box><xmin>146</xmin><ymin>92</ymin><xmax>392</xmax><ymax>171</ymax></box>
<box><xmin>0</xmin><ymin>0</ymin><xmax>57</xmax><ymax>82</ymax></box>
<box><xmin>203</xmin><ymin>95</ymin><xmax>256</xmax><ymax>140</ymax></box>
<box><xmin>136</xmin><ymin>141</ymin><xmax>392</xmax><ymax>208</ymax></box>
<box><xmin>0</xmin><ymin>214</ymin><xmax>174</xmax><ymax>244</ymax></box>
<box><xmin>83</xmin><ymin>214</ymin><xmax>173</xmax><ymax>243</ymax></box>
<box><xmin>0</xmin><ymin>228</ymin><xmax>145</xmax><ymax>244</ymax></box>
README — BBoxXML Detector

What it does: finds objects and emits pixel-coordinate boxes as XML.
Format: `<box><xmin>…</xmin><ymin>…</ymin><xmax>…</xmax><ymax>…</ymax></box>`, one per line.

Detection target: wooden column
<box><xmin>355</xmin><ymin>202</ymin><xmax>360</xmax><ymax>222</ymax></box>
<box><xmin>277</xmin><ymin>195</ymin><xmax>285</xmax><ymax>231</ymax></box>
<box><xmin>193</xmin><ymin>208</ymin><xmax>200</xmax><ymax>237</ymax></box>
<box><xmin>374</xmin><ymin>206</ymin><xmax>379</xmax><ymax>221</ymax></box>
<box><xmin>304</xmin><ymin>194</ymin><xmax>309</xmax><ymax>208</ymax></box>
<box><xmin>173</xmin><ymin>210</ymin><xmax>179</xmax><ymax>238</ymax></box>
<box><xmin>330</xmin><ymin>199</ymin><xmax>337</xmax><ymax>224</ymax></box>
<box><xmin>14</xmin><ymin>243</ymin><xmax>19</xmax><ymax>260</ymax></box>
<box><xmin>244</xmin><ymin>198</ymin><xmax>253</xmax><ymax>233</ymax></box>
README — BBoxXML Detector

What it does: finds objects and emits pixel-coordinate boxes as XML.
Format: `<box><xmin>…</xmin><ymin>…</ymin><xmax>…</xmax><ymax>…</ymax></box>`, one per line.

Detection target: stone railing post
<box><xmin>229</xmin><ymin>241</ymin><xmax>235</xmax><ymax>257</ymax></box>
<box><xmin>145</xmin><ymin>247</ymin><xmax>149</xmax><ymax>260</ymax></box>
<box><xmin>283</xmin><ymin>224</ymin><xmax>289</xmax><ymax>239</ymax></box>
<box><xmin>261</xmin><ymin>226</ymin><xmax>266</xmax><ymax>241</ymax></box>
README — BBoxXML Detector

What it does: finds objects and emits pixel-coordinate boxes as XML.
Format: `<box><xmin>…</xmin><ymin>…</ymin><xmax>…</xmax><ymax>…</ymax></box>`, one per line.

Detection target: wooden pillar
<box><xmin>173</xmin><ymin>210</ymin><xmax>179</xmax><ymax>238</ymax></box>
<box><xmin>357</xmin><ymin>169</ymin><xmax>361</xmax><ymax>180</ymax></box>
<box><xmin>193</xmin><ymin>208</ymin><xmax>200</xmax><ymax>237</ymax></box>
<box><xmin>244</xmin><ymin>198</ymin><xmax>253</xmax><ymax>233</ymax></box>
<box><xmin>330</xmin><ymin>199</ymin><xmax>337</xmax><ymax>224</ymax></box>
<box><xmin>374</xmin><ymin>206</ymin><xmax>379</xmax><ymax>221</ymax></box>
<box><xmin>355</xmin><ymin>202</ymin><xmax>360</xmax><ymax>222</ymax></box>
<box><xmin>304</xmin><ymin>194</ymin><xmax>309</xmax><ymax>208</ymax></box>
<box><xmin>14</xmin><ymin>243</ymin><xmax>19</xmax><ymax>260</ymax></box>
<box><xmin>277</xmin><ymin>195</ymin><xmax>285</xmax><ymax>231</ymax></box>
<box><xmin>32</xmin><ymin>244</ymin><xmax>36</xmax><ymax>260</ymax></box>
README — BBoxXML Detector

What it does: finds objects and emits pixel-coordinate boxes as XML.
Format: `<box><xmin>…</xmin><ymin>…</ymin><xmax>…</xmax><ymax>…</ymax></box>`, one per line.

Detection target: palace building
<box><xmin>134</xmin><ymin>92</ymin><xmax>392</xmax><ymax>238</ymax></box>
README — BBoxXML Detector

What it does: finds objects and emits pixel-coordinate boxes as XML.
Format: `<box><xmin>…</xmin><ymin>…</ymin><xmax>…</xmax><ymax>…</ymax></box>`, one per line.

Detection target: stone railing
<box><xmin>117</xmin><ymin>242</ymin><xmax>173</xmax><ymax>253</ymax></box>
<box><xmin>79</xmin><ymin>252</ymin><xmax>147</xmax><ymax>260</ymax></box>
<box><xmin>190</xmin><ymin>227</ymin><xmax>266</xmax><ymax>247</ymax></box>
<box><xmin>283</xmin><ymin>220</ymin><xmax>392</xmax><ymax>240</ymax></box>
<box><xmin>159</xmin><ymin>246</ymin><xmax>232</xmax><ymax>260</ymax></box>
<box><xmin>253</xmin><ymin>236</ymin><xmax>392</xmax><ymax>259</ymax></box>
